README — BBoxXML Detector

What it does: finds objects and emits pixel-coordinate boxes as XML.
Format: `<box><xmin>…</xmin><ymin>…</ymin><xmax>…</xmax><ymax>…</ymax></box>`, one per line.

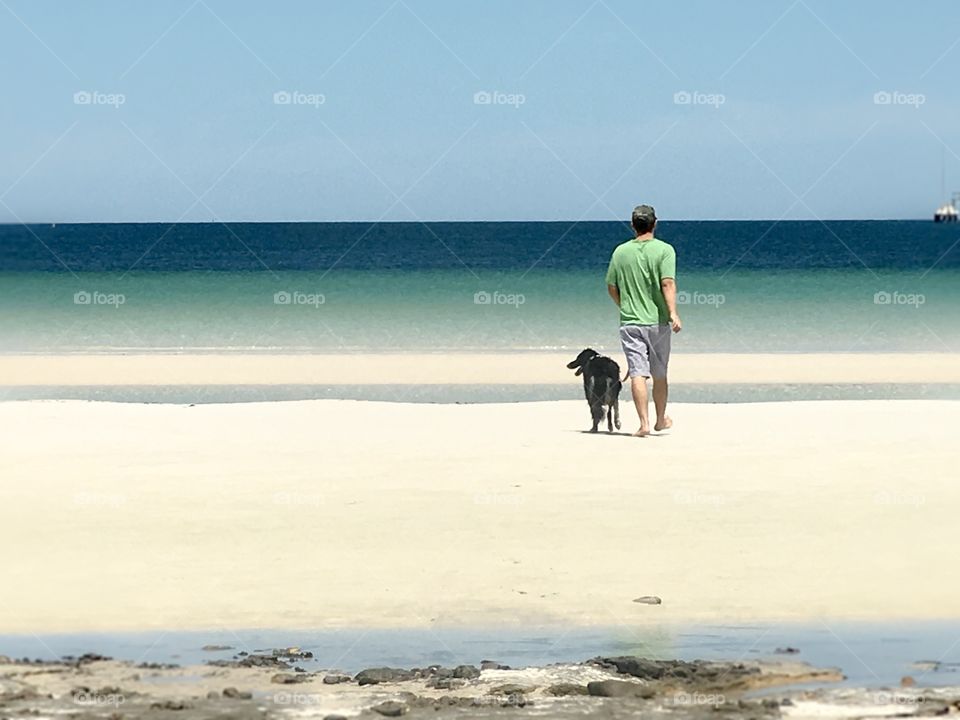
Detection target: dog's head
<box><xmin>566</xmin><ymin>348</ymin><xmax>600</xmax><ymax>376</ymax></box>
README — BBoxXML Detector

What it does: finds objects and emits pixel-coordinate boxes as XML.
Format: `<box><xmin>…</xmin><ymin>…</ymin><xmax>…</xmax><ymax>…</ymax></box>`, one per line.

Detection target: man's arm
<box><xmin>607</xmin><ymin>284</ymin><xmax>620</xmax><ymax>307</ymax></box>
<box><xmin>661</xmin><ymin>278</ymin><xmax>682</xmax><ymax>333</ymax></box>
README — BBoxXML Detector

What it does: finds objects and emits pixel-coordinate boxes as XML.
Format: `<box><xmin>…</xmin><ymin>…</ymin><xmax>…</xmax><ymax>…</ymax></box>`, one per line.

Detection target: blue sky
<box><xmin>1</xmin><ymin>0</ymin><xmax>958</xmax><ymax>222</ymax></box>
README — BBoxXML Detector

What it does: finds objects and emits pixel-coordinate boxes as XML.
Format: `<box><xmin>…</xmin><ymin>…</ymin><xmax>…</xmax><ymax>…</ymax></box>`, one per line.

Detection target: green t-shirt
<box><xmin>605</xmin><ymin>237</ymin><xmax>676</xmax><ymax>325</ymax></box>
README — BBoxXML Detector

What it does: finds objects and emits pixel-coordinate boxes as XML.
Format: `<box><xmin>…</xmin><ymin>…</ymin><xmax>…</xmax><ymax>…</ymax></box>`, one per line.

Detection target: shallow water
<box><xmin>3</xmin><ymin>622</ymin><xmax>959</xmax><ymax>689</ymax></box>
<box><xmin>4</xmin><ymin>383</ymin><xmax>960</xmax><ymax>404</ymax></box>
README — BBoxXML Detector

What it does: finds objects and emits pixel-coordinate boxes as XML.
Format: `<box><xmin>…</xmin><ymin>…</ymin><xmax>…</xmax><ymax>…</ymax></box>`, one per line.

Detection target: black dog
<box><xmin>566</xmin><ymin>348</ymin><xmax>623</xmax><ymax>433</ymax></box>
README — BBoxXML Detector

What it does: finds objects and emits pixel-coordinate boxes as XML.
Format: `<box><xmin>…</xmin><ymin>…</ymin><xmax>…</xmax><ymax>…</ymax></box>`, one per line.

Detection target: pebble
<box><xmin>632</xmin><ymin>596</ymin><xmax>662</xmax><ymax>605</ymax></box>
<box><xmin>322</xmin><ymin>674</ymin><xmax>352</xmax><ymax>685</ymax></box>
<box><xmin>371</xmin><ymin>700</ymin><xmax>408</xmax><ymax>717</ymax></box>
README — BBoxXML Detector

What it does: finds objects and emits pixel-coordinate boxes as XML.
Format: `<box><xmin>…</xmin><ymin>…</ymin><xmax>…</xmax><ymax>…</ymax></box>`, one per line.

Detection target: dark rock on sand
<box><xmin>323</xmin><ymin>715</ymin><xmax>348</xmax><ymax>720</ymax></box>
<box><xmin>322</xmin><ymin>673</ymin><xmax>352</xmax><ymax>684</ymax></box>
<box><xmin>150</xmin><ymin>700</ymin><xmax>192</xmax><ymax>710</ymax></box>
<box><xmin>480</xmin><ymin>660</ymin><xmax>510</xmax><ymax>670</ymax></box>
<box><xmin>271</xmin><ymin>672</ymin><xmax>312</xmax><ymax>684</ymax></box>
<box><xmin>222</xmin><ymin>687</ymin><xmax>252</xmax><ymax>699</ymax></box>
<box><xmin>201</xmin><ymin>645</ymin><xmax>233</xmax><ymax>652</ymax></box>
<box><xmin>489</xmin><ymin>683</ymin><xmax>534</xmax><ymax>695</ymax></box>
<box><xmin>775</xmin><ymin>647</ymin><xmax>800</xmax><ymax>654</ymax></box>
<box><xmin>587</xmin><ymin>680</ymin><xmax>655</xmax><ymax>698</ymax></box>
<box><xmin>355</xmin><ymin>667</ymin><xmax>414</xmax><ymax>685</ymax></box>
<box><xmin>546</xmin><ymin>683</ymin><xmax>589</xmax><ymax>696</ymax></box>
<box><xmin>633</xmin><ymin>596</ymin><xmax>662</xmax><ymax>605</ymax></box>
<box><xmin>206</xmin><ymin>690</ymin><xmax>219</xmax><ymax>700</ymax></box>
<box><xmin>593</xmin><ymin>656</ymin><xmax>759</xmax><ymax>686</ymax></box>
<box><xmin>371</xmin><ymin>700</ymin><xmax>408</xmax><ymax>716</ymax></box>
<box><xmin>428</xmin><ymin>677</ymin><xmax>466</xmax><ymax>690</ymax></box>
<box><xmin>452</xmin><ymin>664</ymin><xmax>480</xmax><ymax>679</ymax></box>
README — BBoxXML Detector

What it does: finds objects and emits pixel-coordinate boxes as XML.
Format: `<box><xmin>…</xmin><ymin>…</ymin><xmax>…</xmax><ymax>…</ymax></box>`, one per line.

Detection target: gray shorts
<box><xmin>620</xmin><ymin>324</ymin><xmax>672</xmax><ymax>379</ymax></box>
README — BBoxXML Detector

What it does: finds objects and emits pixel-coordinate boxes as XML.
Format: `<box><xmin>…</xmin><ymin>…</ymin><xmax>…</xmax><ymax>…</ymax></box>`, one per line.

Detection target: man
<box><xmin>605</xmin><ymin>204</ymin><xmax>682</xmax><ymax>437</ymax></box>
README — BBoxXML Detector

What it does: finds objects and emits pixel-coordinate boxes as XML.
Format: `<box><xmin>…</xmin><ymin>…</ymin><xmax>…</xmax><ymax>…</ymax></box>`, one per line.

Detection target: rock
<box><xmin>489</xmin><ymin>683</ymin><xmax>534</xmax><ymax>695</ymax></box>
<box><xmin>587</xmin><ymin>680</ymin><xmax>651</xmax><ymax>698</ymax></box>
<box><xmin>271</xmin><ymin>672</ymin><xmax>311</xmax><ymax>684</ymax></box>
<box><xmin>633</xmin><ymin>596</ymin><xmax>662</xmax><ymax>605</ymax></box>
<box><xmin>371</xmin><ymin>700</ymin><xmax>408</xmax><ymax>717</ymax></box>
<box><xmin>592</xmin><ymin>656</ymin><xmax>759</xmax><ymax>684</ymax></box>
<box><xmin>546</xmin><ymin>683</ymin><xmax>589</xmax><ymax>696</ymax></box>
<box><xmin>323</xmin><ymin>716</ymin><xmax>348</xmax><ymax>720</ymax></box>
<box><xmin>322</xmin><ymin>673</ymin><xmax>352</xmax><ymax>685</ymax></box>
<box><xmin>150</xmin><ymin>700</ymin><xmax>191</xmax><ymax>710</ymax></box>
<box><xmin>0</xmin><ymin>655</ymin><xmax>11</xmax><ymax>664</ymax></box>
<box><xmin>355</xmin><ymin>667</ymin><xmax>414</xmax><ymax>685</ymax></box>
<box><xmin>222</xmin><ymin>687</ymin><xmax>252</xmax><ymax>699</ymax></box>
<box><xmin>901</xmin><ymin>676</ymin><xmax>916</xmax><ymax>687</ymax></box>
<box><xmin>239</xmin><ymin>654</ymin><xmax>289</xmax><ymax>669</ymax></box>
<box><xmin>480</xmin><ymin>660</ymin><xmax>510</xmax><ymax>670</ymax></box>
<box><xmin>206</xmin><ymin>691</ymin><xmax>220</xmax><ymax>700</ymax></box>
<box><xmin>429</xmin><ymin>677</ymin><xmax>466</xmax><ymax>690</ymax></box>
<box><xmin>201</xmin><ymin>645</ymin><xmax>233</xmax><ymax>652</ymax></box>
<box><xmin>452</xmin><ymin>664</ymin><xmax>480</xmax><ymax>679</ymax></box>
<box><xmin>775</xmin><ymin>647</ymin><xmax>800</xmax><ymax>654</ymax></box>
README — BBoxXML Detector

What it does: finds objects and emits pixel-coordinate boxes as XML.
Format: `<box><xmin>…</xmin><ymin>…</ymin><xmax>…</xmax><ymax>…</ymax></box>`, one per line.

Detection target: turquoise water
<box><xmin>2</xmin><ymin>268</ymin><xmax>958</xmax><ymax>353</ymax></box>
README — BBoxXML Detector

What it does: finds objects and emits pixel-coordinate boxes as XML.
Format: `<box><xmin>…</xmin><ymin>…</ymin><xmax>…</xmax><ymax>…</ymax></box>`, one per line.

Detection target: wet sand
<box><xmin>1</xmin><ymin>352</ymin><xmax>959</xmax><ymax>385</ymax></box>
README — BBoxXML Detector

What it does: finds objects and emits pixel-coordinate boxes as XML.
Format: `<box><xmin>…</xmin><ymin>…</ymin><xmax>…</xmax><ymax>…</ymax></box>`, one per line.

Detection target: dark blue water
<box><xmin>2</xmin><ymin>220</ymin><xmax>958</xmax><ymax>271</ymax></box>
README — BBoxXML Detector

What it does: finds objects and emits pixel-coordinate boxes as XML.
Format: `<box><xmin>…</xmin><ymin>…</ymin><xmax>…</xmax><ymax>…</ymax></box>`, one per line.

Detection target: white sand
<box><xmin>0</xmin><ymin>398</ymin><xmax>958</xmax><ymax>634</ymax></box>
<box><xmin>1</xmin><ymin>352</ymin><xmax>959</xmax><ymax>385</ymax></box>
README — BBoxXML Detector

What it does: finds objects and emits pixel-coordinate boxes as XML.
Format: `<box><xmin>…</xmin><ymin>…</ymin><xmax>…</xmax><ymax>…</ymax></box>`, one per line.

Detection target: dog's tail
<box><xmin>621</xmin><ymin>371</ymin><xmax>630</xmax><ymax>383</ymax></box>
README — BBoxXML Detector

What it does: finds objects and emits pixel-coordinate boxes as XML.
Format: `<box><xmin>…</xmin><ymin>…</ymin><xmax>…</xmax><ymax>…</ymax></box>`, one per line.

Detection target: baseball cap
<box><xmin>632</xmin><ymin>204</ymin><xmax>657</xmax><ymax>224</ymax></box>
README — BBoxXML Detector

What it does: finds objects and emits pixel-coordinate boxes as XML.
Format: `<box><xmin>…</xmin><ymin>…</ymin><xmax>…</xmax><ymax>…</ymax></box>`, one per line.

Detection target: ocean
<box><xmin>1</xmin><ymin>220</ymin><xmax>958</xmax><ymax>356</ymax></box>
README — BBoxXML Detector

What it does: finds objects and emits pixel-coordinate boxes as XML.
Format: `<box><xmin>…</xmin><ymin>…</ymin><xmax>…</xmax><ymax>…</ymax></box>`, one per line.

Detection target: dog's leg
<box><xmin>607</xmin><ymin>405</ymin><xmax>613</xmax><ymax>433</ymax></box>
<box><xmin>590</xmin><ymin>400</ymin><xmax>602</xmax><ymax>433</ymax></box>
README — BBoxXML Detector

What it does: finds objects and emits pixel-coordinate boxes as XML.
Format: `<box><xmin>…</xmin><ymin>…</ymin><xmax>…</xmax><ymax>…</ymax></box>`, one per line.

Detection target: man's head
<box><xmin>631</xmin><ymin>204</ymin><xmax>657</xmax><ymax>235</ymax></box>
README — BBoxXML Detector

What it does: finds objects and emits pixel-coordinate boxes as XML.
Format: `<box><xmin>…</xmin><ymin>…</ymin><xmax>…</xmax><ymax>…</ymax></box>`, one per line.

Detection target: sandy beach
<box><xmin>1</xmin><ymin>396</ymin><xmax>957</xmax><ymax>635</ymax></box>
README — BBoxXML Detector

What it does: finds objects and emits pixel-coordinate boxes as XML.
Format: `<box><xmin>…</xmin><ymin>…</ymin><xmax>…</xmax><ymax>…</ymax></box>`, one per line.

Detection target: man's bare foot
<box><xmin>633</xmin><ymin>426</ymin><xmax>650</xmax><ymax>437</ymax></box>
<box><xmin>654</xmin><ymin>416</ymin><xmax>673</xmax><ymax>432</ymax></box>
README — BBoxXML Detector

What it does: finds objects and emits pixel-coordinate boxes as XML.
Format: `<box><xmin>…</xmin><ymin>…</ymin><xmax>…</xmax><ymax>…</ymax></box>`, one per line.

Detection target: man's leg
<box><xmin>648</xmin><ymin>324</ymin><xmax>673</xmax><ymax>432</ymax></box>
<box><xmin>653</xmin><ymin>376</ymin><xmax>672</xmax><ymax>431</ymax></box>
<box><xmin>631</xmin><ymin>375</ymin><xmax>651</xmax><ymax>436</ymax></box>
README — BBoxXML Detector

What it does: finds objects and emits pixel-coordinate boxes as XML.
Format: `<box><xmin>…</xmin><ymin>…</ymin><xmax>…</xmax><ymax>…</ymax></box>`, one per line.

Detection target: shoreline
<box><xmin>1</xmin><ymin>352</ymin><xmax>959</xmax><ymax>386</ymax></box>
